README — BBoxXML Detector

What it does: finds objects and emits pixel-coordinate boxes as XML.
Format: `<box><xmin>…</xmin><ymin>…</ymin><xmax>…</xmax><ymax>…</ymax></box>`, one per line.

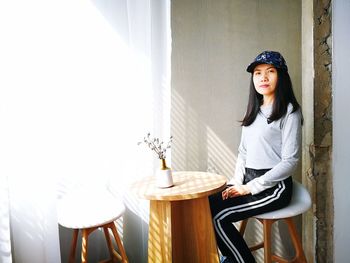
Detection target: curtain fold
<box><xmin>0</xmin><ymin>1</ymin><xmax>170</xmax><ymax>262</ymax></box>
<box><xmin>0</xmin><ymin>176</ymin><xmax>12</xmax><ymax>263</ymax></box>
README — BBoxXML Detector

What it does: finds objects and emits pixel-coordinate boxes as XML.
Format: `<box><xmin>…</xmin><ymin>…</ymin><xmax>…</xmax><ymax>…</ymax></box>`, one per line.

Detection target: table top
<box><xmin>129</xmin><ymin>171</ymin><xmax>227</xmax><ymax>201</ymax></box>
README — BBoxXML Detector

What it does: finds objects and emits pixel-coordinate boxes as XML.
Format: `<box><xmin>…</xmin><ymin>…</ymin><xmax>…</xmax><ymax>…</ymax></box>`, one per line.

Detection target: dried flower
<box><xmin>138</xmin><ymin>133</ymin><xmax>173</xmax><ymax>159</ymax></box>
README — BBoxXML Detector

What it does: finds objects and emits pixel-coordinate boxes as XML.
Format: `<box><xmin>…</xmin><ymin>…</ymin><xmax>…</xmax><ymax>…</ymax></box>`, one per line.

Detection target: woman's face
<box><xmin>253</xmin><ymin>64</ymin><xmax>278</xmax><ymax>99</ymax></box>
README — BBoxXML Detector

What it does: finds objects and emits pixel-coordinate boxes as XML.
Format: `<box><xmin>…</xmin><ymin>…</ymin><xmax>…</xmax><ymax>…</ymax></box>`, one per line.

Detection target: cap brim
<box><xmin>247</xmin><ymin>62</ymin><xmax>288</xmax><ymax>73</ymax></box>
<box><xmin>246</xmin><ymin>62</ymin><xmax>262</xmax><ymax>73</ymax></box>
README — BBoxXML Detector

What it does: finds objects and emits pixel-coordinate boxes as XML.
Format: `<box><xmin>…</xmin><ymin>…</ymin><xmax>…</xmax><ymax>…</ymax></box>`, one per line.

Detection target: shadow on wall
<box><xmin>171</xmin><ymin>89</ymin><xmax>238</xmax><ymax>176</ymax></box>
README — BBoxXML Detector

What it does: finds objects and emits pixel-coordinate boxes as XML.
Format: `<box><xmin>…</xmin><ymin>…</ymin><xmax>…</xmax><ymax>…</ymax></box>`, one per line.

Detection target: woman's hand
<box><xmin>222</xmin><ymin>185</ymin><xmax>251</xmax><ymax>200</ymax></box>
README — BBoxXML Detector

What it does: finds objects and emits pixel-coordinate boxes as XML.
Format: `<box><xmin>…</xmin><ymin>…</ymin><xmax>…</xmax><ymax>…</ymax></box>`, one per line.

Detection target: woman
<box><xmin>209</xmin><ymin>51</ymin><xmax>302</xmax><ymax>263</ymax></box>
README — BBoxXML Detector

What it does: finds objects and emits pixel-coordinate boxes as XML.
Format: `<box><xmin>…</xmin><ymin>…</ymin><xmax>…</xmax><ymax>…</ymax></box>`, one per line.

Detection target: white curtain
<box><xmin>0</xmin><ymin>0</ymin><xmax>171</xmax><ymax>262</ymax></box>
<box><xmin>0</xmin><ymin>176</ymin><xmax>11</xmax><ymax>263</ymax></box>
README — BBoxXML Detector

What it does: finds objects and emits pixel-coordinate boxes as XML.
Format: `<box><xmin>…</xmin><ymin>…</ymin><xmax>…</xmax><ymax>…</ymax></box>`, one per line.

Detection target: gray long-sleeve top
<box><xmin>229</xmin><ymin>103</ymin><xmax>302</xmax><ymax>195</ymax></box>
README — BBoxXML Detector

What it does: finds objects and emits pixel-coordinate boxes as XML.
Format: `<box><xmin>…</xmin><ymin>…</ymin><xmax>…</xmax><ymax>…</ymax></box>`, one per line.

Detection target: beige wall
<box><xmin>171</xmin><ymin>0</ymin><xmax>301</xmax><ymax>261</ymax></box>
<box><xmin>171</xmin><ymin>0</ymin><xmax>301</xmax><ymax>175</ymax></box>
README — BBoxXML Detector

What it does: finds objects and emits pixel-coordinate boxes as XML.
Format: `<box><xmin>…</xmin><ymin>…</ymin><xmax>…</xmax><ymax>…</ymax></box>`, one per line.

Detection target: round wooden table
<box><xmin>130</xmin><ymin>171</ymin><xmax>227</xmax><ymax>263</ymax></box>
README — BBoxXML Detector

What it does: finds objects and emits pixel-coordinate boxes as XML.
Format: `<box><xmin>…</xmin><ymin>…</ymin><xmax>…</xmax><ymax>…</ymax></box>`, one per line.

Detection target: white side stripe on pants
<box><xmin>213</xmin><ymin>181</ymin><xmax>286</xmax><ymax>263</ymax></box>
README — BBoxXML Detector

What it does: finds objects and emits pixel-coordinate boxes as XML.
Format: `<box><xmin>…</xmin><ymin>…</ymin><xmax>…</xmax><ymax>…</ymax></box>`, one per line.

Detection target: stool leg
<box><xmin>284</xmin><ymin>218</ymin><xmax>307</xmax><ymax>263</ymax></box>
<box><xmin>263</xmin><ymin>219</ymin><xmax>273</xmax><ymax>263</ymax></box>
<box><xmin>81</xmin><ymin>229</ymin><xmax>89</xmax><ymax>263</ymax></box>
<box><xmin>103</xmin><ymin>226</ymin><xmax>116</xmax><ymax>262</ymax></box>
<box><xmin>110</xmin><ymin>222</ymin><xmax>128</xmax><ymax>263</ymax></box>
<box><xmin>69</xmin><ymin>229</ymin><xmax>79</xmax><ymax>263</ymax></box>
<box><xmin>239</xmin><ymin>219</ymin><xmax>249</xmax><ymax>236</ymax></box>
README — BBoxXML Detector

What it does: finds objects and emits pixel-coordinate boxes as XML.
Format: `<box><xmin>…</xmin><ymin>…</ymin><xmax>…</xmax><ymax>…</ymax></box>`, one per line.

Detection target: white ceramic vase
<box><xmin>156</xmin><ymin>159</ymin><xmax>173</xmax><ymax>188</ymax></box>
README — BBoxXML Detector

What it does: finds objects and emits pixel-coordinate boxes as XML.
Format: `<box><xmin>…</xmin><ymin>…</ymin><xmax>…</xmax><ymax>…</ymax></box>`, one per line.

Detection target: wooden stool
<box><xmin>240</xmin><ymin>181</ymin><xmax>311</xmax><ymax>263</ymax></box>
<box><xmin>57</xmin><ymin>187</ymin><xmax>128</xmax><ymax>263</ymax></box>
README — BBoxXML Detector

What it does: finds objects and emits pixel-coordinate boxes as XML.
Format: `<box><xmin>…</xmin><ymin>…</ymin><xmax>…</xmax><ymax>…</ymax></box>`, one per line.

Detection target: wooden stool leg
<box><xmin>81</xmin><ymin>229</ymin><xmax>89</xmax><ymax>263</ymax></box>
<box><xmin>103</xmin><ymin>226</ymin><xmax>115</xmax><ymax>262</ymax></box>
<box><xmin>263</xmin><ymin>219</ymin><xmax>273</xmax><ymax>263</ymax></box>
<box><xmin>284</xmin><ymin>218</ymin><xmax>307</xmax><ymax>263</ymax></box>
<box><xmin>239</xmin><ymin>219</ymin><xmax>249</xmax><ymax>236</ymax></box>
<box><xmin>69</xmin><ymin>229</ymin><xmax>79</xmax><ymax>263</ymax></box>
<box><xmin>110</xmin><ymin>222</ymin><xmax>128</xmax><ymax>263</ymax></box>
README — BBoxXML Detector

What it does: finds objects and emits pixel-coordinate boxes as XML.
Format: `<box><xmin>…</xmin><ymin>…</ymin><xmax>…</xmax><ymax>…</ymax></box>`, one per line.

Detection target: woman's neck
<box><xmin>262</xmin><ymin>95</ymin><xmax>274</xmax><ymax>107</ymax></box>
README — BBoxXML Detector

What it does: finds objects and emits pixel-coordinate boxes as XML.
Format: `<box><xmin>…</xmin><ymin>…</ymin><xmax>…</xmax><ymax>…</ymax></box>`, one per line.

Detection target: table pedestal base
<box><xmin>148</xmin><ymin>197</ymin><xmax>219</xmax><ymax>263</ymax></box>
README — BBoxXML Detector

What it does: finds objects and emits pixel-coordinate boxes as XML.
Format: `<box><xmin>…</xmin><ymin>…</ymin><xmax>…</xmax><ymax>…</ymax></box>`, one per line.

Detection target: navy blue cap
<box><xmin>246</xmin><ymin>51</ymin><xmax>288</xmax><ymax>73</ymax></box>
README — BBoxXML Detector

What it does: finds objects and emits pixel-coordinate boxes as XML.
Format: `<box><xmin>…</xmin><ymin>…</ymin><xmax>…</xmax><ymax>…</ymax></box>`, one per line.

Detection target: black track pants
<box><xmin>209</xmin><ymin>168</ymin><xmax>293</xmax><ymax>263</ymax></box>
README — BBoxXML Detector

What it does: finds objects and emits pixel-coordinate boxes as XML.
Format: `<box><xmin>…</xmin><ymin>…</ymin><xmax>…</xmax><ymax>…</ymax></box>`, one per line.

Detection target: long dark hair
<box><xmin>241</xmin><ymin>68</ymin><xmax>302</xmax><ymax>126</ymax></box>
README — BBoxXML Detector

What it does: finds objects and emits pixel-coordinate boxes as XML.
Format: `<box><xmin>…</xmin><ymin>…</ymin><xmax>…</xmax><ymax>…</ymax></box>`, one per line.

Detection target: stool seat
<box><xmin>57</xmin><ymin>187</ymin><xmax>128</xmax><ymax>263</ymax></box>
<box><xmin>58</xmin><ymin>188</ymin><xmax>125</xmax><ymax>229</ymax></box>
<box><xmin>254</xmin><ymin>181</ymin><xmax>311</xmax><ymax>220</ymax></box>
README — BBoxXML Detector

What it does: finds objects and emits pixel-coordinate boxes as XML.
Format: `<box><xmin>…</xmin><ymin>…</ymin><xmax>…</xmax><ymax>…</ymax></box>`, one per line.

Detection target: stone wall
<box><xmin>313</xmin><ymin>0</ymin><xmax>333</xmax><ymax>262</ymax></box>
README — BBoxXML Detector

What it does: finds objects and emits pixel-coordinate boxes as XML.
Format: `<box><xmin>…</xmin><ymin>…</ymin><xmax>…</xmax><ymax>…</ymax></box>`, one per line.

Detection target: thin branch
<box><xmin>138</xmin><ymin>133</ymin><xmax>172</xmax><ymax>159</ymax></box>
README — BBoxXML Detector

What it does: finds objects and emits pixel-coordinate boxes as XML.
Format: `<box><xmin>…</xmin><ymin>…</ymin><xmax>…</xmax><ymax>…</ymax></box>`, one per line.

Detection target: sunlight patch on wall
<box><xmin>171</xmin><ymin>90</ymin><xmax>237</xmax><ymax>179</ymax></box>
<box><xmin>206</xmin><ymin>126</ymin><xmax>236</xmax><ymax>179</ymax></box>
<box><xmin>171</xmin><ymin>90</ymin><xmax>201</xmax><ymax>171</ymax></box>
